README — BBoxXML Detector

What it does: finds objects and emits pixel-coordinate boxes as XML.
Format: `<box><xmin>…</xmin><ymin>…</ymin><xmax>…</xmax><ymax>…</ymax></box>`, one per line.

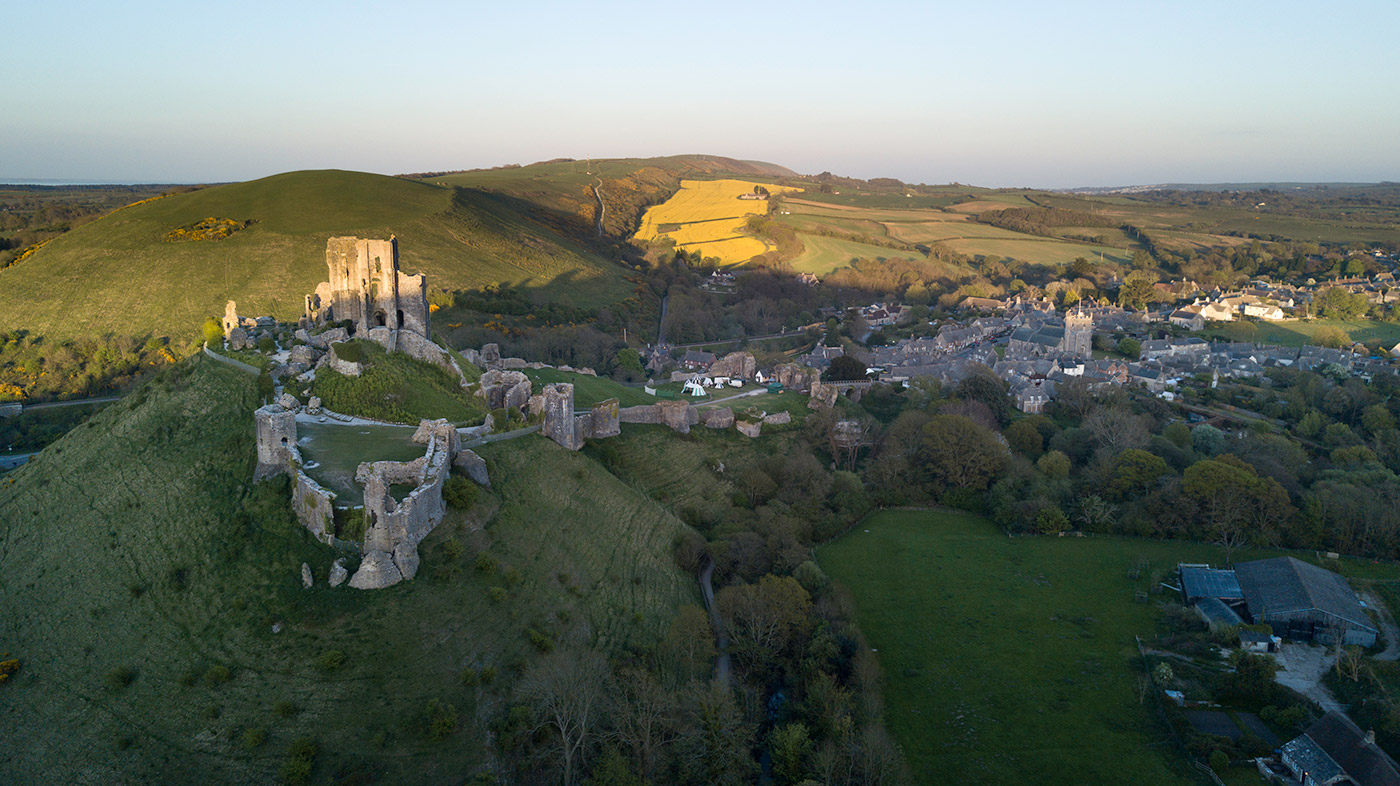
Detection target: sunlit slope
<box><xmin>0</xmin><ymin>169</ymin><xmax>632</xmax><ymax>341</ymax></box>
<box><xmin>0</xmin><ymin>357</ymin><xmax>698</xmax><ymax>784</ymax></box>
<box><xmin>633</xmin><ymin>178</ymin><xmax>804</xmax><ymax>264</ymax></box>
<box><xmin>427</xmin><ymin>154</ymin><xmax>797</xmax><ymax>239</ymax></box>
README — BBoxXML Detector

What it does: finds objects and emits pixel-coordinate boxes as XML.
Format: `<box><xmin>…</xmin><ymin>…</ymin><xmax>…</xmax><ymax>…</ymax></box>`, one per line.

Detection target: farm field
<box><xmin>634</xmin><ymin>179</ymin><xmax>802</xmax><ymax>265</ymax></box>
<box><xmin>1203</xmin><ymin>318</ymin><xmax>1400</xmax><ymax>348</ymax></box>
<box><xmin>0</xmin><ymin>357</ymin><xmax>699</xmax><ymax>784</ymax></box>
<box><xmin>940</xmin><ymin>235</ymin><xmax>1135</xmax><ymax>266</ymax></box>
<box><xmin>814</xmin><ymin>509</ymin><xmax>1391</xmax><ymax>786</ymax></box>
<box><xmin>786</xmin><ymin>234</ymin><xmax>926</xmax><ymax>275</ymax></box>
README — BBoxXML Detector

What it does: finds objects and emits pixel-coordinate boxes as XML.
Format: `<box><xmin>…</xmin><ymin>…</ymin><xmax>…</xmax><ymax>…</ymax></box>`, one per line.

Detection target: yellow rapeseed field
<box><xmin>634</xmin><ymin>179</ymin><xmax>801</xmax><ymax>265</ymax></box>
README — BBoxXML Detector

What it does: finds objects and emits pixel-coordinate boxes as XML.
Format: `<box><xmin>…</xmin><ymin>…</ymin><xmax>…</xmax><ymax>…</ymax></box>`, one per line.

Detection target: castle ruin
<box><xmin>305</xmin><ymin>236</ymin><xmax>430</xmax><ymax>339</ymax></box>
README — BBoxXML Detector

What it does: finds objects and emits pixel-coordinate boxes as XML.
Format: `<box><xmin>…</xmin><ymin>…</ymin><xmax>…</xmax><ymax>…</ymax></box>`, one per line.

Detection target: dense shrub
<box><xmin>104</xmin><ymin>666</ymin><xmax>137</xmax><ymax>691</ymax></box>
<box><xmin>443</xmin><ymin>476</ymin><xmax>479</xmax><ymax>508</ymax></box>
<box><xmin>314</xmin><ymin>650</ymin><xmax>345</xmax><ymax>673</ymax></box>
<box><xmin>279</xmin><ymin>737</ymin><xmax>318</xmax><ymax>786</ymax></box>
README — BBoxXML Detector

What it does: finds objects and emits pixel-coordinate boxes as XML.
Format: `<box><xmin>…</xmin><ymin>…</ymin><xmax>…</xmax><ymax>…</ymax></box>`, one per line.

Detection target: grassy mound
<box><xmin>0</xmin><ymin>357</ymin><xmax>699</xmax><ymax>784</ymax></box>
<box><xmin>522</xmin><ymin>367</ymin><xmax>654</xmax><ymax>407</ymax></box>
<box><xmin>307</xmin><ymin>339</ymin><xmax>485</xmax><ymax>424</ymax></box>
<box><xmin>0</xmin><ymin>169</ymin><xmax>632</xmax><ymax>342</ymax></box>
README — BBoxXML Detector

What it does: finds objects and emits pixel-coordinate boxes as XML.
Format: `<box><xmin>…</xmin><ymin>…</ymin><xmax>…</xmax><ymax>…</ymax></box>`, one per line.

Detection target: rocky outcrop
<box><xmin>348</xmin><ymin>550</ymin><xmax>403</xmax><ymax>589</ymax></box>
<box><xmin>480</xmin><ymin>343</ymin><xmax>501</xmax><ymax>368</ymax></box>
<box><xmin>703</xmin><ymin>407</ymin><xmax>735</xmax><ymax>429</ymax></box>
<box><xmin>710</xmin><ymin>351</ymin><xmax>756</xmax><ymax>380</ymax></box>
<box><xmin>301</xmin><ymin>563</ymin><xmax>313</xmax><ymax>588</ymax></box>
<box><xmin>808</xmin><ymin>381</ymin><xmax>839</xmax><ymax>408</ymax></box>
<box><xmin>328</xmin><ymin>558</ymin><xmax>348</xmax><ymax>588</ymax></box>
<box><xmin>227</xmin><ymin>327</ymin><xmax>251</xmax><ymax>351</ymax></box>
<box><xmin>454</xmin><ymin>448</ymin><xmax>489</xmax><ymax>486</ymax></box>
<box><xmin>276</xmin><ymin>392</ymin><xmax>300</xmax><ymax>411</ymax></box>
<box><xmin>478</xmin><ymin>370</ymin><xmax>532</xmax><ymax>411</ymax></box>
<box><xmin>773</xmin><ymin>363</ymin><xmax>817</xmax><ymax>393</ymax></box>
<box><xmin>736</xmin><ymin>420</ymin><xmax>762</xmax><ymax>438</ymax></box>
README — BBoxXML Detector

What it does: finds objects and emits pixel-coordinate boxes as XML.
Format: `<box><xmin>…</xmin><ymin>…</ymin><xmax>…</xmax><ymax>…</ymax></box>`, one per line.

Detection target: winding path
<box><xmin>592</xmin><ymin>177</ymin><xmax>606</xmax><ymax>239</ymax></box>
<box><xmin>698</xmin><ymin>555</ymin><xmax>732</xmax><ymax>686</ymax></box>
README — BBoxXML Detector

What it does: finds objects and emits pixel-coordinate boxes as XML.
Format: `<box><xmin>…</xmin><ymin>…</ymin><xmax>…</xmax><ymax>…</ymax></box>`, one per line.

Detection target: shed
<box><xmin>1235</xmin><ymin>557</ymin><xmax>1378</xmax><ymax>647</ymax></box>
<box><xmin>1196</xmin><ymin>597</ymin><xmax>1245</xmax><ymax>627</ymax></box>
<box><xmin>1180</xmin><ymin>565</ymin><xmax>1243</xmax><ymax>604</ymax></box>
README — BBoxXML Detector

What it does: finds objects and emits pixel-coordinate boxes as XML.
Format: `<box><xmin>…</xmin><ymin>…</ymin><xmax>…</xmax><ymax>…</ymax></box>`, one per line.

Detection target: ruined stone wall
<box><xmin>292</xmin><ymin>471</ymin><xmax>336</xmax><ymax>544</ymax></box>
<box><xmin>542</xmin><ymin>383</ymin><xmax>581</xmax><ymax>450</ymax></box>
<box><xmin>349</xmin><ymin>426</ymin><xmax>453</xmax><ymax>589</ymax></box>
<box><xmin>589</xmin><ymin>398</ymin><xmax>620</xmax><ymax>439</ymax></box>
<box><xmin>619</xmin><ymin>405</ymin><xmax>663</xmax><ymax>425</ymax></box>
<box><xmin>478</xmin><ymin>370</ymin><xmax>532</xmax><ymax>410</ymax></box>
<box><xmin>616</xmin><ymin>401</ymin><xmax>696</xmax><ymax>434</ymax></box>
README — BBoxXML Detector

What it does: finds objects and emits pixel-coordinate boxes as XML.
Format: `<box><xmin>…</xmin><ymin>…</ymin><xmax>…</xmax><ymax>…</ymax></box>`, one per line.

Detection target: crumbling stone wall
<box><xmin>808</xmin><ymin>381</ymin><xmax>839</xmax><ymax>408</ymax></box>
<box><xmin>702</xmin><ymin>407</ymin><xmax>735</xmax><ymax>429</ymax></box>
<box><xmin>736</xmin><ymin>420</ymin><xmax>762</xmax><ymax>438</ymax></box>
<box><xmin>349</xmin><ymin>421</ymin><xmax>454</xmax><ymax>589</ymax></box>
<box><xmin>542</xmin><ymin>383</ymin><xmax>582</xmax><ymax>450</ymax></box>
<box><xmin>589</xmin><ymin>398</ymin><xmax>620</xmax><ymax>438</ymax></box>
<box><xmin>618</xmin><ymin>401</ymin><xmax>698</xmax><ymax>434</ymax></box>
<box><xmin>292</xmin><ymin>472</ymin><xmax>336</xmax><ymax>544</ymax></box>
<box><xmin>305</xmin><ymin>236</ymin><xmax>430</xmax><ymax>339</ymax></box>
<box><xmin>774</xmin><ymin>363</ymin><xmax>818</xmax><ymax>393</ymax></box>
<box><xmin>478</xmin><ymin>370</ymin><xmax>532</xmax><ymax>410</ymax></box>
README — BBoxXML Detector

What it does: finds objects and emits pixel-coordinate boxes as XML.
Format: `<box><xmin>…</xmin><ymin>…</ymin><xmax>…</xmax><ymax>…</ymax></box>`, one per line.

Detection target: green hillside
<box><xmin>0</xmin><ymin>169</ymin><xmax>634</xmax><ymax>342</ymax></box>
<box><xmin>425</xmin><ymin>154</ymin><xmax>797</xmax><ymax>240</ymax></box>
<box><xmin>0</xmin><ymin>357</ymin><xmax>698</xmax><ymax>784</ymax></box>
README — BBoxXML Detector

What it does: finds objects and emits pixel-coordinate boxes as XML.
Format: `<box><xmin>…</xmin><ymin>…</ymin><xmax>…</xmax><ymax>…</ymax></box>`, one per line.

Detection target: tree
<box><xmin>1191</xmin><ymin>424</ymin><xmax>1225</xmax><ymax>456</ymax></box>
<box><xmin>715</xmin><ymin>575</ymin><xmax>812</xmax><ymax>675</ymax></box>
<box><xmin>1003</xmin><ymin>419</ymin><xmax>1044</xmax><ymax>458</ymax></box>
<box><xmin>1314</xmin><ymin>325</ymin><xmax>1352</xmax><ymax>349</ymax></box>
<box><xmin>1119</xmin><ymin>270</ymin><xmax>1157</xmax><ymax>309</ymax></box>
<box><xmin>1037</xmin><ymin>450</ymin><xmax>1071</xmax><ymax>479</ymax></box>
<box><xmin>1106</xmin><ymin>449</ymin><xmax>1169</xmax><ymax>501</ymax></box>
<box><xmin>1117</xmin><ymin>337</ymin><xmax>1141</xmax><ymax>359</ymax></box>
<box><xmin>1318</xmin><ymin>287</ymin><xmax>1368</xmax><ymax>319</ymax></box>
<box><xmin>1164</xmin><ymin>422</ymin><xmax>1192</xmax><ymax>449</ymax></box>
<box><xmin>675</xmin><ymin>683</ymin><xmax>755</xmax><ymax>786</ymax></box>
<box><xmin>826</xmin><ymin>355</ymin><xmax>869</xmax><ymax>382</ymax></box>
<box><xmin>615</xmin><ymin>348</ymin><xmax>643</xmax><ymax>375</ymax></box>
<box><xmin>660</xmin><ymin>606</ymin><xmax>715</xmax><ymax>685</ymax></box>
<box><xmin>920</xmin><ymin>414</ymin><xmax>1008</xmax><ymax>492</ymax></box>
<box><xmin>769</xmin><ymin>723</ymin><xmax>813</xmax><ymax>786</ymax></box>
<box><xmin>952</xmin><ymin>364</ymin><xmax>1010</xmax><ymax>425</ymax></box>
<box><xmin>201</xmin><ymin>317</ymin><xmax>223</xmax><ymax>345</ymax></box>
<box><xmin>1084</xmin><ymin>406</ymin><xmax>1149</xmax><ymax>456</ymax></box>
<box><xmin>610</xmin><ymin>668</ymin><xmax>677</xmax><ymax>782</ymax></box>
<box><xmin>516</xmin><ymin>648</ymin><xmax>614</xmax><ymax>786</ymax></box>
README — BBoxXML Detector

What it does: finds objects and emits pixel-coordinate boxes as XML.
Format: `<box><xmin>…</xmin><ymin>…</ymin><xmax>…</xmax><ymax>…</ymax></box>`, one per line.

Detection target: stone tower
<box><xmin>1062</xmin><ymin>307</ymin><xmax>1093</xmax><ymax>358</ymax></box>
<box><xmin>254</xmin><ymin>404</ymin><xmax>298</xmax><ymax>481</ymax></box>
<box><xmin>304</xmin><ymin>236</ymin><xmax>430</xmax><ymax>339</ymax></box>
<box><xmin>543</xmin><ymin>383</ymin><xmax>582</xmax><ymax>451</ymax></box>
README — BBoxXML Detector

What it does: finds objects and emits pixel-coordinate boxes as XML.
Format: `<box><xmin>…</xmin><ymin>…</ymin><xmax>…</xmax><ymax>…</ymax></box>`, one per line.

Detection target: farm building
<box><xmin>1235</xmin><ymin>557</ymin><xmax>1378</xmax><ymax>647</ymax></box>
<box><xmin>1280</xmin><ymin>712</ymin><xmax>1400</xmax><ymax>786</ymax></box>
<box><xmin>1178</xmin><ymin>559</ymin><xmax>1378</xmax><ymax>647</ymax></box>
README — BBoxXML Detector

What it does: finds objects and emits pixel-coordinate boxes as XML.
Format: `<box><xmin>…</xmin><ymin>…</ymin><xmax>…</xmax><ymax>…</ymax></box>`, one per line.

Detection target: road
<box><xmin>656</xmin><ymin>294</ymin><xmax>669</xmax><ymax>346</ymax></box>
<box><xmin>20</xmin><ymin>395</ymin><xmax>122</xmax><ymax>411</ymax></box>
<box><xmin>0</xmin><ymin>452</ymin><xmax>37</xmax><ymax>470</ymax></box>
<box><xmin>698</xmin><ymin>556</ymin><xmax>732</xmax><ymax>687</ymax></box>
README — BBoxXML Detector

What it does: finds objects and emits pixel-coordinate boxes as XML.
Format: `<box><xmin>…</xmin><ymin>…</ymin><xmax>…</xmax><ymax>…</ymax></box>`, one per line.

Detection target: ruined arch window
<box><xmin>375</xmin><ymin>311</ymin><xmax>387</xmax><ymax>327</ymax></box>
<box><xmin>281</xmin><ymin>437</ymin><xmax>288</xmax><ymax>445</ymax></box>
<box><xmin>396</xmin><ymin>309</ymin><xmax>405</xmax><ymax>328</ymax></box>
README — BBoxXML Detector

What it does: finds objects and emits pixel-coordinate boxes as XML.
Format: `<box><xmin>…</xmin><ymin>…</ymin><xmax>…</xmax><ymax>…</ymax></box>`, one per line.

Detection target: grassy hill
<box><xmin>425</xmin><ymin>155</ymin><xmax>797</xmax><ymax>240</ymax></box>
<box><xmin>0</xmin><ymin>169</ymin><xmax>634</xmax><ymax>342</ymax></box>
<box><xmin>0</xmin><ymin>357</ymin><xmax>699</xmax><ymax>784</ymax></box>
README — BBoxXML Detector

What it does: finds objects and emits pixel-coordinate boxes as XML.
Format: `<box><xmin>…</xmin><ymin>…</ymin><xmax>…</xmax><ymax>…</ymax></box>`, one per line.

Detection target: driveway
<box><xmin>1273</xmin><ymin>643</ymin><xmax>1345</xmax><ymax>713</ymax></box>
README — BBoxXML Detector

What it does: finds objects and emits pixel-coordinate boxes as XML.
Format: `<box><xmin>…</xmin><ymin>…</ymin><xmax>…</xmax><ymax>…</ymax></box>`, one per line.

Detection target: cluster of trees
<box><xmin>843</xmin><ymin>360</ymin><xmax>1400</xmax><ymax>564</ymax></box>
<box><xmin>975</xmin><ymin>206</ymin><xmax>1117</xmax><ymax>237</ymax></box>
<box><xmin>0</xmin><ymin>330</ymin><xmax>180</xmax><ymax>403</ymax></box>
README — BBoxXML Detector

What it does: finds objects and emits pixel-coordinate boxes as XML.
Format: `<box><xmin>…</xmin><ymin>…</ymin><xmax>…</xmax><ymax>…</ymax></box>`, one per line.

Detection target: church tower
<box><xmin>1062</xmin><ymin>307</ymin><xmax>1093</xmax><ymax>357</ymax></box>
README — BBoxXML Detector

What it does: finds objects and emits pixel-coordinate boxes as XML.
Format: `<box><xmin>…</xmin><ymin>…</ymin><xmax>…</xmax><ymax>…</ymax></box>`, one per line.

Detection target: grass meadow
<box><xmin>522</xmin><ymin>367</ymin><xmax>656</xmax><ymax>407</ymax></box>
<box><xmin>1205</xmin><ymin>318</ymin><xmax>1400</xmax><ymax>348</ymax></box>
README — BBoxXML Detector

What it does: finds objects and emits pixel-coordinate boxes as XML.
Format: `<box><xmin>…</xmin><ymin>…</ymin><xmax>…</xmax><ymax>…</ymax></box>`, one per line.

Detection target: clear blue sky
<box><xmin>4</xmin><ymin>0</ymin><xmax>1398</xmax><ymax>187</ymax></box>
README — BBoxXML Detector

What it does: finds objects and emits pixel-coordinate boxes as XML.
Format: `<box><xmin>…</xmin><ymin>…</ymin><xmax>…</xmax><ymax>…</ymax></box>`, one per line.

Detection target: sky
<box><xmin>4</xmin><ymin>0</ymin><xmax>1399</xmax><ymax>187</ymax></box>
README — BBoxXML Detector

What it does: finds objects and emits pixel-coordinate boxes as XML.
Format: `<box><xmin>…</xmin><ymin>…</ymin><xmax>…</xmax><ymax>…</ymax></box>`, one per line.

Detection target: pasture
<box><xmin>786</xmin><ymin>234</ymin><xmax>925</xmax><ymax>275</ymax></box>
<box><xmin>818</xmin><ymin>509</ymin><xmax>1271</xmax><ymax>786</ymax></box>
<box><xmin>1205</xmin><ymin>318</ymin><xmax>1400</xmax><ymax>348</ymax></box>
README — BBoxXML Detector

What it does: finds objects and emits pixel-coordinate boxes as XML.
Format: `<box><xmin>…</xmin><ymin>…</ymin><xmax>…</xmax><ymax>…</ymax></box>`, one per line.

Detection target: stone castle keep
<box><xmin>305</xmin><ymin>236</ymin><xmax>430</xmax><ymax>339</ymax></box>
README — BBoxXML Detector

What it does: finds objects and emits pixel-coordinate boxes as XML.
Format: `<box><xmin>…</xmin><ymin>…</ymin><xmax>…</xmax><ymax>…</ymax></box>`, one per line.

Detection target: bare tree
<box><xmin>1084</xmin><ymin>406</ymin><xmax>1148</xmax><ymax>455</ymax></box>
<box><xmin>609</xmin><ymin>667</ymin><xmax>679</xmax><ymax>782</ymax></box>
<box><xmin>1214</xmin><ymin>515</ymin><xmax>1248</xmax><ymax>566</ymax></box>
<box><xmin>516</xmin><ymin>648</ymin><xmax>613</xmax><ymax>786</ymax></box>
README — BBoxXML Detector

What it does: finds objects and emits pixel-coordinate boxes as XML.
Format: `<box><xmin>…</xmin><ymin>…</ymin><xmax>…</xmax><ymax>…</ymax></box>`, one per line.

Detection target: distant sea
<box><xmin>0</xmin><ymin>179</ymin><xmax>185</xmax><ymax>186</ymax></box>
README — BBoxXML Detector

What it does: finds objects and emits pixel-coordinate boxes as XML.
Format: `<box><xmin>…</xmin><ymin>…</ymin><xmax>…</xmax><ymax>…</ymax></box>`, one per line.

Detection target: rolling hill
<box><xmin>0</xmin><ymin>169</ymin><xmax>635</xmax><ymax>342</ymax></box>
<box><xmin>0</xmin><ymin>356</ymin><xmax>700</xmax><ymax>784</ymax></box>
